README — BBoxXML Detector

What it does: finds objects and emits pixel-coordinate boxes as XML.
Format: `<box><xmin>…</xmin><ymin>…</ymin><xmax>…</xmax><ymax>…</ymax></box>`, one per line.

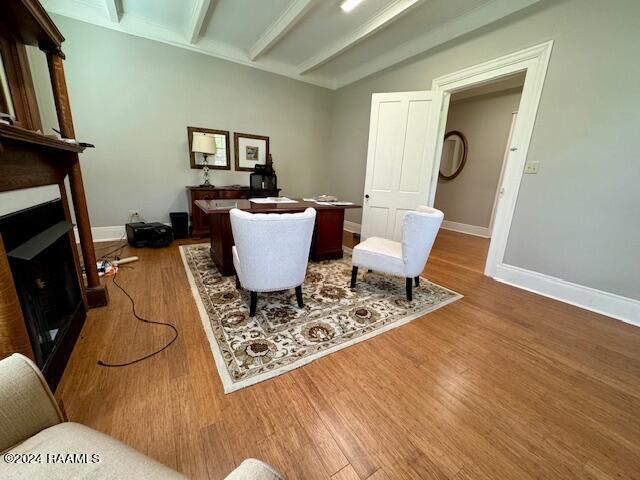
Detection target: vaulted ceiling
<box><xmin>42</xmin><ymin>0</ymin><xmax>539</xmax><ymax>89</ymax></box>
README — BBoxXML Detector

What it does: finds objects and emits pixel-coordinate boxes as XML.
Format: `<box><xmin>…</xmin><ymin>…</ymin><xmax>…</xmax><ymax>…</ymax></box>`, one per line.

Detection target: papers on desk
<box><xmin>303</xmin><ymin>198</ymin><xmax>355</xmax><ymax>206</ymax></box>
<box><xmin>249</xmin><ymin>197</ymin><xmax>298</xmax><ymax>204</ymax></box>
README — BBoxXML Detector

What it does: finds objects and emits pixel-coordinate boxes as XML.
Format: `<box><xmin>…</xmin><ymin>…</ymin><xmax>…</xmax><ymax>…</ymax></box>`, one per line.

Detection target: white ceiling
<box><xmin>42</xmin><ymin>0</ymin><xmax>540</xmax><ymax>89</ymax></box>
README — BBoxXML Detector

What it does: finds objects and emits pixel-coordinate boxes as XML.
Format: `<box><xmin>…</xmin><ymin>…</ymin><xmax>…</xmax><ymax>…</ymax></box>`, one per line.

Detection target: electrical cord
<box><xmin>97</xmin><ymin>263</ymin><xmax>179</xmax><ymax>368</ymax></box>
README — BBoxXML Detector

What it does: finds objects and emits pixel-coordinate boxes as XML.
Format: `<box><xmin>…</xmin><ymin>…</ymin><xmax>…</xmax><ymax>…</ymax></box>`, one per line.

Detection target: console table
<box><xmin>187</xmin><ymin>185</ymin><xmax>280</xmax><ymax>237</ymax></box>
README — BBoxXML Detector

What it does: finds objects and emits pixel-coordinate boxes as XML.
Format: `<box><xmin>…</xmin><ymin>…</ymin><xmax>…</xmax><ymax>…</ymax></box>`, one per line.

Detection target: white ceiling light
<box><xmin>341</xmin><ymin>0</ymin><xmax>365</xmax><ymax>13</ymax></box>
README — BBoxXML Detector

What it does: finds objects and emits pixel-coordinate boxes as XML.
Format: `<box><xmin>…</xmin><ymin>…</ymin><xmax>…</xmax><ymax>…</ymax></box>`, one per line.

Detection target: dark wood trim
<box><xmin>0</xmin><ymin>233</ymin><xmax>34</xmax><ymax>360</ymax></box>
<box><xmin>233</xmin><ymin>132</ymin><xmax>270</xmax><ymax>172</ymax></box>
<box><xmin>187</xmin><ymin>126</ymin><xmax>231</xmax><ymax>171</ymax></box>
<box><xmin>0</xmin><ymin>31</ymin><xmax>41</xmax><ymax>130</ymax></box>
<box><xmin>0</xmin><ymin>124</ymin><xmax>85</xmax><ymax>153</ymax></box>
<box><xmin>46</xmin><ymin>51</ymin><xmax>106</xmax><ymax>306</ymax></box>
<box><xmin>58</xmin><ymin>180</ymin><xmax>87</xmax><ymax>307</ymax></box>
<box><xmin>0</xmin><ymin>0</ymin><xmax>65</xmax><ymax>53</ymax></box>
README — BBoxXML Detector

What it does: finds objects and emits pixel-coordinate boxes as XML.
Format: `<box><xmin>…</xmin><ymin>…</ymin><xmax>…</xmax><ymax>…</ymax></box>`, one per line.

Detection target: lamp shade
<box><xmin>192</xmin><ymin>133</ymin><xmax>217</xmax><ymax>155</ymax></box>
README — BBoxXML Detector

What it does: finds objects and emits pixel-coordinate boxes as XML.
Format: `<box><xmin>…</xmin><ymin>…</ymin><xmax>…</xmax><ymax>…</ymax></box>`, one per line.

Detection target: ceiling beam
<box><xmin>104</xmin><ymin>0</ymin><xmax>121</xmax><ymax>23</ymax></box>
<box><xmin>333</xmin><ymin>0</ymin><xmax>541</xmax><ymax>88</ymax></box>
<box><xmin>186</xmin><ymin>0</ymin><xmax>214</xmax><ymax>44</ymax></box>
<box><xmin>298</xmin><ymin>0</ymin><xmax>425</xmax><ymax>75</ymax></box>
<box><xmin>249</xmin><ymin>0</ymin><xmax>316</xmax><ymax>61</ymax></box>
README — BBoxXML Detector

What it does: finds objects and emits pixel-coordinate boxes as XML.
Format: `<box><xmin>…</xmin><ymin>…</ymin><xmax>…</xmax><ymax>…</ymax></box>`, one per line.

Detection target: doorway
<box><xmin>428</xmin><ymin>41</ymin><xmax>553</xmax><ymax>277</ymax></box>
<box><xmin>433</xmin><ymin>73</ymin><xmax>525</xmax><ymax>263</ymax></box>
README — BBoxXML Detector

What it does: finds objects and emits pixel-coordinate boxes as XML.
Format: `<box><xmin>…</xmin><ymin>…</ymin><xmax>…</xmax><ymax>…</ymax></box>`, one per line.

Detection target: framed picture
<box><xmin>187</xmin><ymin>126</ymin><xmax>231</xmax><ymax>170</ymax></box>
<box><xmin>234</xmin><ymin>132</ymin><xmax>270</xmax><ymax>172</ymax></box>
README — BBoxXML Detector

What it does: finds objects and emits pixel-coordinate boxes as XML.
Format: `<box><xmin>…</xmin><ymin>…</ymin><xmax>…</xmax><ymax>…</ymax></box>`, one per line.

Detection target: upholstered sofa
<box><xmin>0</xmin><ymin>354</ymin><xmax>283</xmax><ymax>479</ymax></box>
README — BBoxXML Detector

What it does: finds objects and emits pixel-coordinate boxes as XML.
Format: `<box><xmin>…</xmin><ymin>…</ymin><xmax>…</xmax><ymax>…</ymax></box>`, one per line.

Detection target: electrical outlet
<box><xmin>524</xmin><ymin>161</ymin><xmax>540</xmax><ymax>174</ymax></box>
<box><xmin>128</xmin><ymin>209</ymin><xmax>140</xmax><ymax>218</ymax></box>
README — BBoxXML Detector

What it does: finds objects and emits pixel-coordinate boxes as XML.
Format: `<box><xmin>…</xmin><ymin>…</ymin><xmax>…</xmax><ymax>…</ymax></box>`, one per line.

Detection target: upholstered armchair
<box><xmin>230</xmin><ymin>207</ymin><xmax>316</xmax><ymax>316</ymax></box>
<box><xmin>351</xmin><ymin>206</ymin><xmax>444</xmax><ymax>301</ymax></box>
<box><xmin>0</xmin><ymin>353</ymin><xmax>284</xmax><ymax>479</ymax></box>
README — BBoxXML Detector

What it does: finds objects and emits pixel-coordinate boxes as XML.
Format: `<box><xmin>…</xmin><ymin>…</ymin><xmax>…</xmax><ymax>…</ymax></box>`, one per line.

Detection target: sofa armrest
<box><xmin>0</xmin><ymin>353</ymin><xmax>63</xmax><ymax>452</ymax></box>
<box><xmin>225</xmin><ymin>458</ymin><xmax>285</xmax><ymax>480</ymax></box>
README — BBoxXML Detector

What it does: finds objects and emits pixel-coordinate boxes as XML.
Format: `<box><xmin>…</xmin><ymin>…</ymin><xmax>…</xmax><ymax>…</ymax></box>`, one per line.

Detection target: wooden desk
<box><xmin>187</xmin><ymin>186</ymin><xmax>280</xmax><ymax>238</ymax></box>
<box><xmin>195</xmin><ymin>199</ymin><xmax>361</xmax><ymax>276</ymax></box>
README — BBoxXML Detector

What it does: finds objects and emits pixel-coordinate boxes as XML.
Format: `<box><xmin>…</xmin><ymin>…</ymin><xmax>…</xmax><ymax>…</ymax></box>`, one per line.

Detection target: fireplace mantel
<box><xmin>0</xmin><ymin>0</ymin><xmax>107</xmax><ymax>367</ymax></box>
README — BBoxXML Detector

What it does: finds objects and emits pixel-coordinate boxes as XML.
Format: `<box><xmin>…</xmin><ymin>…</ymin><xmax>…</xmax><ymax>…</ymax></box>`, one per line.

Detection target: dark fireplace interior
<box><xmin>0</xmin><ymin>200</ymin><xmax>86</xmax><ymax>390</ymax></box>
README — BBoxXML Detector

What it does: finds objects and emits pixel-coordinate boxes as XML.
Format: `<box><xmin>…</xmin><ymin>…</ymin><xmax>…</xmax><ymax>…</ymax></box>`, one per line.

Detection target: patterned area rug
<box><xmin>180</xmin><ymin>243</ymin><xmax>462</xmax><ymax>393</ymax></box>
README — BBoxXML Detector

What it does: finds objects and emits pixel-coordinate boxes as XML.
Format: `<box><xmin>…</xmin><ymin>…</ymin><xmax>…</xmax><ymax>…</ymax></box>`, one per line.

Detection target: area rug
<box><xmin>180</xmin><ymin>243</ymin><xmax>462</xmax><ymax>393</ymax></box>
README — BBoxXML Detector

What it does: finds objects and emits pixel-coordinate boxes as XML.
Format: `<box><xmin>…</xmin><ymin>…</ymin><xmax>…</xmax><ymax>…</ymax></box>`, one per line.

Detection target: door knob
<box><xmin>365</xmin><ymin>194</ymin><xmax>370</xmax><ymax>199</ymax></box>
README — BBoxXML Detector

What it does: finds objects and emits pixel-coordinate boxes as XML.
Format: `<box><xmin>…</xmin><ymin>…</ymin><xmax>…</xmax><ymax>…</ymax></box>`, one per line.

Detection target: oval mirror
<box><xmin>439</xmin><ymin>131</ymin><xmax>467</xmax><ymax>180</ymax></box>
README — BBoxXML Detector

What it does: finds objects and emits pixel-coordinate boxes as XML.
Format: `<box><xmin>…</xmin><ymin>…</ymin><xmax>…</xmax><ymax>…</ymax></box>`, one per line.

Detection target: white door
<box><xmin>361</xmin><ymin>91</ymin><xmax>443</xmax><ymax>241</ymax></box>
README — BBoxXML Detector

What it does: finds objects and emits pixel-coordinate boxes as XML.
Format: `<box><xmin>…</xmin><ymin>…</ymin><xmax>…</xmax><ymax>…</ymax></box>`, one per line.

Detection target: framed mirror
<box><xmin>187</xmin><ymin>126</ymin><xmax>231</xmax><ymax>170</ymax></box>
<box><xmin>439</xmin><ymin>131</ymin><xmax>467</xmax><ymax>180</ymax></box>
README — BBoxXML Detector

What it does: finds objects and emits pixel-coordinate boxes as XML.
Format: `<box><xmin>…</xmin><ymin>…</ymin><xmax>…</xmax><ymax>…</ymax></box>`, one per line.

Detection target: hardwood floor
<box><xmin>58</xmin><ymin>230</ymin><xmax>640</xmax><ymax>479</ymax></box>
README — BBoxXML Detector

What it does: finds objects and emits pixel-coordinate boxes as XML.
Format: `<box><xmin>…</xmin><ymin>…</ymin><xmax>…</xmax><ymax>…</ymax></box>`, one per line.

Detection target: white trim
<box><xmin>429</xmin><ymin>41</ymin><xmax>554</xmax><ymax>278</ymax></box>
<box><xmin>104</xmin><ymin>0</ymin><xmax>121</xmax><ymax>23</ymax></box>
<box><xmin>495</xmin><ymin>264</ymin><xmax>640</xmax><ymax>328</ymax></box>
<box><xmin>333</xmin><ymin>0</ymin><xmax>540</xmax><ymax>89</ymax></box>
<box><xmin>185</xmin><ymin>0</ymin><xmax>212</xmax><ymax>44</ymax></box>
<box><xmin>249</xmin><ymin>0</ymin><xmax>316</xmax><ymax>61</ymax></box>
<box><xmin>43</xmin><ymin>0</ymin><xmax>334</xmax><ymax>90</ymax></box>
<box><xmin>298</xmin><ymin>0</ymin><xmax>425</xmax><ymax>75</ymax></box>
<box><xmin>179</xmin><ymin>244</ymin><xmax>462</xmax><ymax>393</ymax></box>
<box><xmin>343</xmin><ymin>220</ymin><xmax>361</xmax><ymax>234</ymax></box>
<box><xmin>441</xmin><ymin>220</ymin><xmax>491</xmax><ymax>238</ymax></box>
<box><xmin>73</xmin><ymin>225</ymin><xmax>125</xmax><ymax>243</ymax></box>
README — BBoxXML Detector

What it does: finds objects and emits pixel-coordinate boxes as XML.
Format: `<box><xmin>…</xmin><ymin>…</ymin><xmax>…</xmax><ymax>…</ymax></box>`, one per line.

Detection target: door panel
<box><xmin>362</xmin><ymin>91</ymin><xmax>443</xmax><ymax>240</ymax></box>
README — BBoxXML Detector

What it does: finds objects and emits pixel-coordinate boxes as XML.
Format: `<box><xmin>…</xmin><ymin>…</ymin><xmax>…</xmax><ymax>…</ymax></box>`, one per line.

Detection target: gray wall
<box><xmin>434</xmin><ymin>88</ymin><xmax>522</xmax><ymax>229</ymax></box>
<box><xmin>325</xmin><ymin>0</ymin><xmax>640</xmax><ymax>300</ymax></box>
<box><xmin>29</xmin><ymin>15</ymin><xmax>332</xmax><ymax>227</ymax></box>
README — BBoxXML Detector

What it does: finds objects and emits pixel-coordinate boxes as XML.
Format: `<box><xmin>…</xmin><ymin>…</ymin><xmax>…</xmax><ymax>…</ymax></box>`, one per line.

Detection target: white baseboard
<box><xmin>495</xmin><ymin>263</ymin><xmax>640</xmax><ymax>327</ymax></box>
<box><xmin>441</xmin><ymin>220</ymin><xmax>491</xmax><ymax>238</ymax></box>
<box><xmin>74</xmin><ymin>225</ymin><xmax>126</xmax><ymax>243</ymax></box>
<box><xmin>344</xmin><ymin>221</ymin><xmax>361</xmax><ymax>235</ymax></box>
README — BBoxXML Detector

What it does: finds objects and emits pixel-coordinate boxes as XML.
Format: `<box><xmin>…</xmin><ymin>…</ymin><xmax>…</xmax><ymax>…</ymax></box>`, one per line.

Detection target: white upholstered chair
<box><xmin>351</xmin><ymin>206</ymin><xmax>444</xmax><ymax>301</ymax></box>
<box><xmin>230</xmin><ymin>207</ymin><xmax>316</xmax><ymax>316</ymax></box>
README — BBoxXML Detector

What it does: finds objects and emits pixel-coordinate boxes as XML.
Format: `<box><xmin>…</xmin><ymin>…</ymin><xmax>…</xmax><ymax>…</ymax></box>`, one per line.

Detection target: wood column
<box><xmin>0</xmin><ymin>235</ymin><xmax>34</xmax><ymax>360</ymax></box>
<box><xmin>47</xmin><ymin>52</ymin><xmax>107</xmax><ymax>307</ymax></box>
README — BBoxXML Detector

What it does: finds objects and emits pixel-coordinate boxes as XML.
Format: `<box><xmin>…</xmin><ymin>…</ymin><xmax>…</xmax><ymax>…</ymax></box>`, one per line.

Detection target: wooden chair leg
<box><xmin>235</xmin><ymin>275</ymin><xmax>240</xmax><ymax>290</ymax></box>
<box><xmin>250</xmin><ymin>291</ymin><xmax>257</xmax><ymax>317</ymax></box>
<box><xmin>350</xmin><ymin>266</ymin><xmax>358</xmax><ymax>288</ymax></box>
<box><xmin>295</xmin><ymin>285</ymin><xmax>304</xmax><ymax>308</ymax></box>
<box><xmin>414</xmin><ymin>276</ymin><xmax>420</xmax><ymax>287</ymax></box>
<box><xmin>406</xmin><ymin>278</ymin><xmax>413</xmax><ymax>301</ymax></box>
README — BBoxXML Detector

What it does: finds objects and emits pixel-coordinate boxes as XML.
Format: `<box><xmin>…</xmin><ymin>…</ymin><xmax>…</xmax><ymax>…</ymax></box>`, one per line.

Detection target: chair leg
<box><xmin>367</xmin><ymin>269</ymin><xmax>373</xmax><ymax>273</ymax></box>
<box><xmin>414</xmin><ymin>276</ymin><xmax>420</xmax><ymax>287</ymax></box>
<box><xmin>406</xmin><ymin>278</ymin><xmax>413</xmax><ymax>302</ymax></box>
<box><xmin>235</xmin><ymin>275</ymin><xmax>240</xmax><ymax>290</ymax></box>
<box><xmin>295</xmin><ymin>285</ymin><xmax>304</xmax><ymax>308</ymax></box>
<box><xmin>249</xmin><ymin>291</ymin><xmax>257</xmax><ymax>317</ymax></box>
<box><xmin>350</xmin><ymin>266</ymin><xmax>358</xmax><ymax>288</ymax></box>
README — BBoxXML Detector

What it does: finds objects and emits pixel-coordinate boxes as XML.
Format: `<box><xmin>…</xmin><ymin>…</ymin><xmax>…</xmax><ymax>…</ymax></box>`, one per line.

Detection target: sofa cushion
<box><xmin>352</xmin><ymin>236</ymin><xmax>405</xmax><ymax>277</ymax></box>
<box><xmin>4</xmin><ymin>422</ymin><xmax>185</xmax><ymax>480</ymax></box>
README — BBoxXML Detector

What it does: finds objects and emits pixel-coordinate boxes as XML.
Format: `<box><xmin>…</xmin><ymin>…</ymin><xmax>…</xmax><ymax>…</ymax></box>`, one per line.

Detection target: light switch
<box><xmin>524</xmin><ymin>161</ymin><xmax>540</xmax><ymax>174</ymax></box>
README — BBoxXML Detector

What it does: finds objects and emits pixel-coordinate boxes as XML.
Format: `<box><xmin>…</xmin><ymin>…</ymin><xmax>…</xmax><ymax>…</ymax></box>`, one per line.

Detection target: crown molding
<box><xmin>43</xmin><ymin>0</ymin><xmax>335</xmax><ymax>89</ymax></box>
<box><xmin>249</xmin><ymin>0</ymin><xmax>316</xmax><ymax>61</ymax></box>
<box><xmin>298</xmin><ymin>0</ymin><xmax>425</xmax><ymax>75</ymax></box>
<box><xmin>333</xmin><ymin>0</ymin><xmax>541</xmax><ymax>89</ymax></box>
<box><xmin>104</xmin><ymin>0</ymin><xmax>121</xmax><ymax>23</ymax></box>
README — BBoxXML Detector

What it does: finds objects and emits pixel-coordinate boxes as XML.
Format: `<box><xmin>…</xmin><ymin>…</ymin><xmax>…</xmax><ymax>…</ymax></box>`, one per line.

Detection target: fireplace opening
<box><xmin>0</xmin><ymin>199</ymin><xmax>86</xmax><ymax>390</ymax></box>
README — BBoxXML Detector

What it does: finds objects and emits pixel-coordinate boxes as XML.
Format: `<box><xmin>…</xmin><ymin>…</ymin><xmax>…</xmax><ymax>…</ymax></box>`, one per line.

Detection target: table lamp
<box><xmin>192</xmin><ymin>133</ymin><xmax>217</xmax><ymax>186</ymax></box>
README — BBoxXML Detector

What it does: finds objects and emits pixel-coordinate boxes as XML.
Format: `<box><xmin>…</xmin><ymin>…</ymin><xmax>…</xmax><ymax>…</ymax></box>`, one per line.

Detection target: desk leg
<box><xmin>209</xmin><ymin>214</ymin><xmax>236</xmax><ymax>276</ymax></box>
<box><xmin>311</xmin><ymin>209</ymin><xmax>345</xmax><ymax>261</ymax></box>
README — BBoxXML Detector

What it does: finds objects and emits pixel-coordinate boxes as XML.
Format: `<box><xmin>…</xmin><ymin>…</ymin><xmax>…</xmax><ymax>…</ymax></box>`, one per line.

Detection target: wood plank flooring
<box><xmin>57</xmin><ymin>230</ymin><xmax>640</xmax><ymax>479</ymax></box>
